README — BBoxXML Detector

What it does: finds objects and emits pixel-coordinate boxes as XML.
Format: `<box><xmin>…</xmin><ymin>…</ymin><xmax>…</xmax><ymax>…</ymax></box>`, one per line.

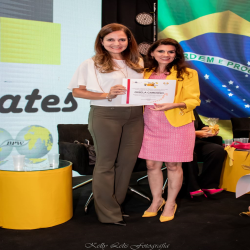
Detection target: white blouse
<box><xmin>68</xmin><ymin>58</ymin><xmax>144</xmax><ymax>106</ymax></box>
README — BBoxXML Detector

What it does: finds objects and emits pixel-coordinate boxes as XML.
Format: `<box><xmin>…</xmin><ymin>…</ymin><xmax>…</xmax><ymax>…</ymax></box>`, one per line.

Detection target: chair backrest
<box><xmin>57</xmin><ymin>124</ymin><xmax>94</xmax><ymax>175</ymax></box>
<box><xmin>231</xmin><ymin>118</ymin><xmax>250</xmax><ymax>139</ymax></box>
<box><xmin>57</xmin><ymin>124</ymin><xmax>147</xmax><ymax>174</ymax></box>
<box><xmin>57</xmin><ymin>124</ymin><xmax>94</xmax><ymax>144</ymax></box>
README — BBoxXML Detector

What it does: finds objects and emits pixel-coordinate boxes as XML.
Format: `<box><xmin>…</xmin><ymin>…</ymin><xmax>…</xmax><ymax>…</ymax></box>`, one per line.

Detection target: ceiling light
<box><xmin>136</xmin><ymin>12</ymin><xmax>153</xmax><ymax>25</ymax></box>
<box><xmin>138</xmin><ymin>42</ymin><xmax>151</xmax><ymax>55</ymax></box>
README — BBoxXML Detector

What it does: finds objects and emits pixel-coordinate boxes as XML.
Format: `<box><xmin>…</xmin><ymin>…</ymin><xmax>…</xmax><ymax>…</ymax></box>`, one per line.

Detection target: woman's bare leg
<box><xmin>161</xmin><ymin>162</ymin><xmax>183</xmax><ymax>217</ymax></box>
<box><xmin>145</xmin><ymin>160</ymin><xmax>164</xmax><ymax>212</ymax></box>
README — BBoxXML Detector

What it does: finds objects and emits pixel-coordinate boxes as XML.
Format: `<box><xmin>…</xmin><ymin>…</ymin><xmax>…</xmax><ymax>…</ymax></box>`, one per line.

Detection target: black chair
<box><xmin>58</xmin><ymin>124</ymin><xmax>95</xmax><ymax>211</ymax></box>
<box><xmin>231</xmin><ymin>118</ymin><xmax>250</xmax><ymax>139</ymax></box>
<box><xmin>57</xmin><ymin>124</ymin><xmax>150</xmax><ymax>212</ymax></box>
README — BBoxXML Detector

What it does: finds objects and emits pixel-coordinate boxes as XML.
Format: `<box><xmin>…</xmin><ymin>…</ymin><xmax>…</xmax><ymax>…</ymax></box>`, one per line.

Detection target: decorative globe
<box><xmin>0</xmin><ymin>128</ymin><xmax>13</xmax><ymax>165</ymax></box>
<box><xmin>15</xmin><ymin>125</ymin><xmax>53</xmax><ymax>164</ymax></box>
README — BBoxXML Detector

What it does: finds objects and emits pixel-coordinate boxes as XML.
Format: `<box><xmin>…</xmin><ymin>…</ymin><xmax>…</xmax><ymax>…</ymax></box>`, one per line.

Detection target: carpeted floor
<box><xmin>1</xmin><ymin>172</ymin><xmax>250</xmax><ymax>250</ymax></box>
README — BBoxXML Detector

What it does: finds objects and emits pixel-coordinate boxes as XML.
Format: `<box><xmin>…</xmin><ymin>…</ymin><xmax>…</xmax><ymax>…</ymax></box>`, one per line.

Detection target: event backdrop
<box><xmin>158</xmin><ymin>0</ymin><xmax>250</xmax><ymax>138</ymax></box>
<box><xmin>0</xmin><ymin>0</ymin><xmax>101</xmax><ymax>167</ymax></box>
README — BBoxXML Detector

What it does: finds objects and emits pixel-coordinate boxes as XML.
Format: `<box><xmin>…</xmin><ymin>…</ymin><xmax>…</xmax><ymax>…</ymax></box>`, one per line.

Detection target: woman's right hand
<box><xmin>108</xmin><ymin>85</ymin><xmax>127</xmax><ymax>99</ymax></box>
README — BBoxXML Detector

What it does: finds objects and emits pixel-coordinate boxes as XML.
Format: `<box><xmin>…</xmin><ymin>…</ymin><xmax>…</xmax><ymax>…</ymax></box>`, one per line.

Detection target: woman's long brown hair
<box><xmin>145</xmin><ymin>38</ymin><xmax>189</xmax><ymax>80</ymax></box>
<box><xmin>93</xmin><ymin>23</ymin><xmax>143</xmax><ymax>73</ymax></box>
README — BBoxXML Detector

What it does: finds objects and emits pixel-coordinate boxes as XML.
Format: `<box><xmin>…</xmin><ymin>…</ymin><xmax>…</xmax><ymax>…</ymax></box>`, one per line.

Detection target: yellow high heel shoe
<box><xmin>159</xmin><ymin>204</ymin><xmax>177</xmax><ymax>222</ymax></box>
<box><xmin>142</xmin><ymin>199</ymin><xmax>166</xmax><ymax>217</ymax></box>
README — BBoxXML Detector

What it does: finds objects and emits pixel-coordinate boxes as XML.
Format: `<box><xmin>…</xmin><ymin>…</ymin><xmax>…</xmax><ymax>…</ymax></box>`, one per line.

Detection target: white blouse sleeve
<box><xmin>67</xmin><ymin>58</ymin><xmax>103</xmax><ymax>93</ymax></box>
<box><xmin>67</xmin><ymin>60</ymin><xmax>89</xmax><ymax>90</ymax></box>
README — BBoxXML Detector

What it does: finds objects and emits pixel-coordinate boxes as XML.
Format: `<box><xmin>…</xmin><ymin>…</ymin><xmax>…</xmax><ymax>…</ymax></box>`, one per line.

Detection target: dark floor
<box><xmin>1</xmin><ymin>171</ymin><xmax>250</xmax><ymax>250</ymax></box>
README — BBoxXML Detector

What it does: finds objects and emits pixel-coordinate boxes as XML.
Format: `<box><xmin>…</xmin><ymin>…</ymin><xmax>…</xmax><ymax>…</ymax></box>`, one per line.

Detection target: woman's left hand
<box><xmin>150</xmin><ymin>103</ymin><xmax>176</xmax><ymax>111</ymax></box>
<box><xmin>201</xmin><ymin>127</ymin><xmax>219</xmax><ymax>135</ymax></box>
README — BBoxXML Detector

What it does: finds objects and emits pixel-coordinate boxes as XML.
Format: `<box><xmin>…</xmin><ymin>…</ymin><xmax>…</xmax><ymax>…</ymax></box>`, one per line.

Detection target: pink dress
<box><xmin>138</xmin><ymin>73</ymin><xmax>195</xmax><ymax>162</ymax></box>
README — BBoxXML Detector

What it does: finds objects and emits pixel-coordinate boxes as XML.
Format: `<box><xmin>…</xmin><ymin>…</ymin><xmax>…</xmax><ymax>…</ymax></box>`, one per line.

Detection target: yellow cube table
<box><xmin>220</xmin><ymin>151</ymin><xmax>250</xmax><ymax>193</ymax></box>
<box><xmin>0</xmin><ymin>160</ymin><xmax>73</xmax><ymax>230</ymax></box>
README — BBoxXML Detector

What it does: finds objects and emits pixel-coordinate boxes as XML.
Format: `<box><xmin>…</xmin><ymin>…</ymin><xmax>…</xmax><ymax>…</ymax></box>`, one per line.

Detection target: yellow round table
<box><xmin>220</xmin><ymin>151</ymin><xmax>250</xmax><ymax>193</ymax></box>
<box><xmin>0</xmin><ymin>160</ymin><xmax>73</xmax><ymax>230</ymax></box>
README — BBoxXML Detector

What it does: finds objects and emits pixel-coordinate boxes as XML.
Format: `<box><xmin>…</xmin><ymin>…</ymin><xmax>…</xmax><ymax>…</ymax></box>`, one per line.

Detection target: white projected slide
<box><xmin>0</xmin><ymin>0</ymin><xmax>101</xmax><ymax>167</ymax></box>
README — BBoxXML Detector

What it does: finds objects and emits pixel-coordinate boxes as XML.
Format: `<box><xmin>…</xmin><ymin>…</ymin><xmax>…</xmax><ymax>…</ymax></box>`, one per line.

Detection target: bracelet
<box><xmin>106</xmin><ymin>93</ymin><xmax>112</xmax><ymax>102</ymax></box>
<box><xmin>179</xmin><ymin>108</ymin><xmax>185</xmax><ymax>116</ymax></box>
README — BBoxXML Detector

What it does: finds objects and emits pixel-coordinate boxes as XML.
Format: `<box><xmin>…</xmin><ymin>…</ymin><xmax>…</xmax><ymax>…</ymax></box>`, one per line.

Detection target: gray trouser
<box><xmin>88</xmin><ymin>106</ymin><xmax>144</xmax><ymax>223</ymax></box>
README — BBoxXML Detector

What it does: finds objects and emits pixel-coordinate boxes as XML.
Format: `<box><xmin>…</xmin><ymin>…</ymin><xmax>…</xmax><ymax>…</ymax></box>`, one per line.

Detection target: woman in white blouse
<box><xmin>68</xmin><ymin>23</ymin><xmax>144</xmax><ymax>226</ymax></box>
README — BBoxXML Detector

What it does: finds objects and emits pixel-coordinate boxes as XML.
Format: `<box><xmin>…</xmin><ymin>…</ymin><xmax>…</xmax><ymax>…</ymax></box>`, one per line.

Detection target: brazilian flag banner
<box><xmin>158</xmin><ymin>0</ymin><xmax>250</xmax><ymax>137</ymax></box>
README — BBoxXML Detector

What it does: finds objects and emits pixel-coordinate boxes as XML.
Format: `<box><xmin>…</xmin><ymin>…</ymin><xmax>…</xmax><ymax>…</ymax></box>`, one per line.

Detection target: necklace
<box><xmin>93</xmin><ymin>62</ymin><xmax>128</xmax><ymax>93</ymax></box>
<box><xmin>120</xmin><ymin>65</ymin><xmax>128</xmax><ymax>78</ymax></box>
<box><xmin>114</xmin><ymin>61</ymin><xmax>128</xmax><ymax>78</ymax></box>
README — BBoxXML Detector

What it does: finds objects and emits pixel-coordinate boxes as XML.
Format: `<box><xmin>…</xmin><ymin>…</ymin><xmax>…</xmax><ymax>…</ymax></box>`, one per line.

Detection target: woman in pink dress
<box><xmin>139</xmin><ymin>38</ymin><xmax>200</xmax><ymax>222</ymax></box>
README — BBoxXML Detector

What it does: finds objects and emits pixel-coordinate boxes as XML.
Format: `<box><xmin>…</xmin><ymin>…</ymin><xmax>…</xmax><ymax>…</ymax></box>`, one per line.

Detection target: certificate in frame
<box><xmin>121</xmin><ymin>79</ymin><xmax>176</xmax><ymax>105</ymax></box>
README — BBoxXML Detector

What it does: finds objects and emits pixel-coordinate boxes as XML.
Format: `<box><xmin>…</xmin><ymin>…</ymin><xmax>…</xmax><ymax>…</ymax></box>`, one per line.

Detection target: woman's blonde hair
<box><xmin>93</xmin><ymin>23</ymin><xmax>143</xmax><ymax>73</ymax></box>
